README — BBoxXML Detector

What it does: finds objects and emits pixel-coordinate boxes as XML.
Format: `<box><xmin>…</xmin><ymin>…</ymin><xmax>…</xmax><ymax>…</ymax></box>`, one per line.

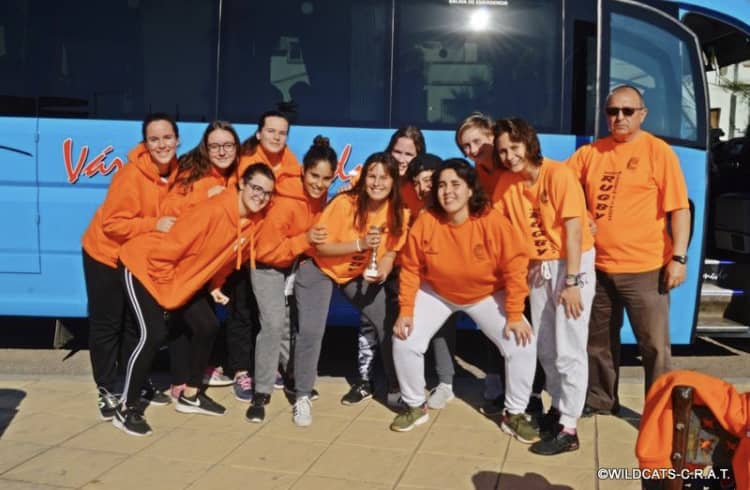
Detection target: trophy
<box><xmin>364</xmin><ymin>226</ymin><xmax>381</xmax><ymax>278</ymax></box>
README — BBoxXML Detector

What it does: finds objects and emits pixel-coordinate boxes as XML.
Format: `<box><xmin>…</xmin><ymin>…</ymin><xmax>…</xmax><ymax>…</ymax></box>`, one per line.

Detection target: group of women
<box><xmin>82</xmin><ymin>109</ymin><xmax>594</xmax><ymax>457</ymax></box>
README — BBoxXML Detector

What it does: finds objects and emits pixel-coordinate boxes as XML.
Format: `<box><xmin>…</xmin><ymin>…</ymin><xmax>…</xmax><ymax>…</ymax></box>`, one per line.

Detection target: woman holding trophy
<box><xmin>291</xmin><ymin>152</ymin><xmax>409</xmax><ymax>427</ymax></box>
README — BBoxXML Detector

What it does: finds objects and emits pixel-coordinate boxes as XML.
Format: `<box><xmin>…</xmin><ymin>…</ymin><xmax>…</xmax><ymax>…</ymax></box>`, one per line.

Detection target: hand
<box><xmin>558</xmin><ymin>285</ymin><xmax>584</xmax><ymax>319</ymax></box>
<box><xmin>586</xmin><ymin>211</ymin><xmax>597</xmax><ymax>236</ymax></box>
<box><xmin>210</xmin><ymin>288</ymin><xmax>229</xmax><ymax>305</ymax></box>
<box><xmin>155</xmin><ymin>216</ymin><xmax>176</xmax><ymax>233</ymax></box>
<box><xmin>663</xmin><ymin>261</ymin><xmax>687</xmax><ymax>291</ymax></box>
<box><xmin>363</xmin><ymin>257</ymin><xmax>393</xmax><ymax>283</ymax></box>
<box><xmin>503</xmin><ymin>319</ymin><xmax>533</xmax><ymax>347</ymax></box>
<box><xmin>393</xmin><ymin>316</ymin><xmax>414</xmax><ymax>340</ymax></box>
<box><xmin>307</xmin><ymin>224</ymin><xmax>328</xmax><ymax>245</ymax></box>
<box><xmin>363</xmin><ymin>227</ymin><xmax>382</xmax><ymax>249</ymax></box>
<box><xmin>207</xmin><ymin>185</ymin><xmax>225</xmax><ymax>198</ymax></box>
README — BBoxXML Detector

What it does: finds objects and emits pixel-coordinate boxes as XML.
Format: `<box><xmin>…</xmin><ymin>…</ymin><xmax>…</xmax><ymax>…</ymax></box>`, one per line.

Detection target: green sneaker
<box><xmin>390</xmin><ymin>404</ymin><xmax>429</xmax><ymax>432</ymax></box>
<box><xmin>501</xmin><ymin>410</ymin><xmax>540</xmax><ymax>444</ymax></box>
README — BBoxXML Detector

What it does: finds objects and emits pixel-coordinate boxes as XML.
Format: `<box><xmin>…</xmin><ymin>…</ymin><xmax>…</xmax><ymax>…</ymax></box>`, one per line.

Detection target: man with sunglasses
<box><xmin>567</xmin><ymin>84</ymin><xmax>690</xmax><ymax>417</ymax></box>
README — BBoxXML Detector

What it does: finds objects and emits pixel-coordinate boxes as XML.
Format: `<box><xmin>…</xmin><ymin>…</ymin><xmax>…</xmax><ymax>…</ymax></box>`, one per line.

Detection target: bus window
<box><xmin>0</xmin><ymin>1</ymin><xmax>218</xmax><ymax>121</ymax></box>
<box><xmin>219</xmin><ymin>0</ymin><xmax>389</xmax><ymax>127</ymax></box>
<box><xmin>609</xmin><ymin>11</ymin><xmax>703</xmax><ymax>146</ymax></box>
<box><xmin>393</xmin><ymin>0</ymin><xmax>563</xmax><ymax>132</ymax></box>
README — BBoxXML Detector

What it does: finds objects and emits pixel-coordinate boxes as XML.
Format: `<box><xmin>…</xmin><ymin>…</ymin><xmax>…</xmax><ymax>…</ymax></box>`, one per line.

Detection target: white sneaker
<box><xmin>203</xmin><ymin>366</ymin><xmax>233</xmax><ymax>387</ymax></box>
<box><xmin>293</xmin><ymin>396</ymin><xmax>312</xmax><ymax>427</ymax></box>
<box><xmin>483</xmin><ymin>373</ymin><xmax>503</xmax><ymax>400</ymax></box>
<box><xmin>427</xmin><ymin>383</ymin><xmax>455</xmax><ymax>410</ymax></box>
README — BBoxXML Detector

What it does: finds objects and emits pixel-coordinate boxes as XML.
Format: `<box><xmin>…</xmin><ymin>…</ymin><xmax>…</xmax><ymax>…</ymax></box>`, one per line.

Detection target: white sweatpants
<box><xmin>393</xmin><ymin>286</ymin><xmax>536</xmax><ymax>413</ymax></box>
<box><xmin>529</xmin><ymin>248</ymin><xmax>596</xmax><ymax>429</ymax></box>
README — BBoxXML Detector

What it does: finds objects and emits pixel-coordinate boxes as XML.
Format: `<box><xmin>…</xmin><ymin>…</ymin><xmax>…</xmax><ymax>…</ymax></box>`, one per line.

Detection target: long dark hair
<box><xmin>344</xmin><ymin>152</ymin><xmax>404</xmax><ymax>236</ymax></box>
<box><xmin>240</xmin><ymin>110</ymin><xmax>291</xmax><ymax>156</ymax></box>
<box><xmin>385</xmin><ymin>126</ymin><xmax>425</xmax><ymax>156</ymax></box>
<box><xmin>431</xmin><ymin>158</ymin><xmax>490</xmax><ymax>218</ymax></box>
<box><xmin>174</xmin><ymin>121</ymin><xmax>240</xmax><ymax>191</ymax></box>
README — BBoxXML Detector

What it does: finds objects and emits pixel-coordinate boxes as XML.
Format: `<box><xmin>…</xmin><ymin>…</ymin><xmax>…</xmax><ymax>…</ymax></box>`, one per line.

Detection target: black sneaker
<box><xmin>538</xmin><ymin>407</ymin><xmax>562</xmax><ymax>440</ymax></box>
<box><xmin>175</xmin><ymin>392</ymin><xmax>226</xmax><ymax>416</ymax></box>
<box><xmin>245</xmin><ymin>393</ymin><xmax>271</xmax><ymax>423</ymax></box>
<box><xmin>97</xmin><ymin>387</ymin><xmax>120</xmax><ymax>421</ymax></box>
<box><xmin>479</xmin><ymin>395</ymin><xmax>504</xmax><ymax>416</ymax></box>
<box><xmin>525</xmin><ymin>395</ymin><xmax>544</xmax><ymax>417</ymax></box>
<box><xmin>112</xmin><ymin>405</ymin><xmax>152</xmax><ymax>437</ymax></box>
<box><xmin>581</xmin><ymin>404</ymin><xmax>617</xmax><ymax>418</ymax></box>
<box><xmin>529</xmin><ymin>429</ymin><xmax>580</xmax><ymax>455</ymax></box>
<box><xmin>140</xmin><ymin>381</ymin><xmax>171</xmax><ymax>406</ymax></box>
<box><xmin>341</xmin><ymin>380</ymin><xmax>373</xmax><ymax>406</ymax></box>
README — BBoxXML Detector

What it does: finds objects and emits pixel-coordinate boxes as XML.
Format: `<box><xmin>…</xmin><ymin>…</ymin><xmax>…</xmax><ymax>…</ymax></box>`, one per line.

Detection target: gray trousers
<box><xmin>250</xmin><ymin>264</ymin><xmax>293</xmax><ymax>395</ymax></box>
<box><xmin>294</xmin><ymin>259</ymin><xmax>398</xmax><ymax>398</ymax></box>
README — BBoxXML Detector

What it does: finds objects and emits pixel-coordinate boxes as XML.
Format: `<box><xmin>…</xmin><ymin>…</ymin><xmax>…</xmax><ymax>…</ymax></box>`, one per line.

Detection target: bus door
<box><xmin>597</xmin><ymin>0</ymin><xmax>709</xmax><ymax>344</ymax></box>
<box><xmin>0</xmin><ymin>117</ymin><xmax>40</xmax><ymax>273</ymax></box>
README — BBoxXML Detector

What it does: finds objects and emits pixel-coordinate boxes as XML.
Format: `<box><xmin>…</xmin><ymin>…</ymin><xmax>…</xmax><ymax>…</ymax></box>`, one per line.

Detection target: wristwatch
<box><xmin>564</xmin><ymin>273</ymin><xmax>583</xmax><ymax>287</ymax></box>
<box><xmin>671</xmin><ymin>255</ymin><xmax>688</xmax><ymax>265</ymax></box>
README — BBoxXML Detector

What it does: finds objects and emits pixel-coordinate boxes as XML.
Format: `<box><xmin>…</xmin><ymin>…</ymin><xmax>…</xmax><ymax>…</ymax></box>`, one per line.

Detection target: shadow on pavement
<box><xmin>474</xmin><ymin>470</ymin><xmax>575</xmax><ymax>490</ymax></box>
<box><xmin>0</xmin><ymin>389</ymin><xmax>26</xmax><ymax>438</ymax></box>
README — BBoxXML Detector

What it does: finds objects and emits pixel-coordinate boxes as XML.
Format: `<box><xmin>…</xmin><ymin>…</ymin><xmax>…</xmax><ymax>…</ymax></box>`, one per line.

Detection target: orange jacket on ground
<box><xmin>314</xmin><ymin>193</ymin><xmax>409</xmax><ymax>284</ymax></box>
<box><xmin>493</xmin><ymin>158</ymin><xmax>594</xmax><ymax>260</ymax></box>
<box><xmin>399</xmin><ymin>207</ymin><xmax>529</xmax><ymax>321</ymax></box>
<box><xmin>567</xmin><ymin>131</ymin><xmax>689</xmax><ymax>273</ymax></box>
<box><xmin>119</xmin><ymin>188</ymin><xmax>261</xmax><ymax>310</ymax></box>
<box><xmin>477</xmin><ymin>162</ymin><xmax>502</xmax><ymax>200</ymax></box>
<box><xmin>81</xmin><ymin>143</ymin><xmax>177</xmax><ymax>268</ymax></box>
<box><xmin>636</xmin><ymin>370</ymin><xmax>750</xmax><ymax>490</ymax></box>
<box><xmin>161</xmin><ymin>165</ymin><xmax>237</xmax><ymax>218</ymax></box>
<box><xmin>255</xmin><ymin>177</ymin><xmax>325</xmax><ymax>269</ymax></box>
<box><xmin>238</xmin><ymin>144</ymin><xmax>301</xmax><ymax>181</ymax></box>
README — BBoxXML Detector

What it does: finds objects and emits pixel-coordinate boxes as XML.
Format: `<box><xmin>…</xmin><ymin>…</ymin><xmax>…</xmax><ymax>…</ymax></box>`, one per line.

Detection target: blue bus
<box><xmin>1</xmin><ymin>0</ymin><xmax>749</xmax><ymax>344</ymax></box>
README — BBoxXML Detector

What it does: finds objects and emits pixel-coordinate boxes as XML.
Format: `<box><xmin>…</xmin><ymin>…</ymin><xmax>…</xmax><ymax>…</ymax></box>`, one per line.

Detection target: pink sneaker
<box><xmin>169</xmin><ymin>384</ymin><xmax>186</xmax><ymax>402</ymax></box>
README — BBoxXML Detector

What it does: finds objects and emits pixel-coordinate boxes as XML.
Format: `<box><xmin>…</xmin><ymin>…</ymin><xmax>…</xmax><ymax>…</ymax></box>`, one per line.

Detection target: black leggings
<box><xmin>121</xmin><ymin>266</ymin><xmax>219</xmax><ymax>406</ymax></box>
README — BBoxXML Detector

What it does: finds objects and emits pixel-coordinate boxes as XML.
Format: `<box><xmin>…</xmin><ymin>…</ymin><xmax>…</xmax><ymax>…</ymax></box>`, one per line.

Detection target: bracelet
<box><xmin>355</xmin><ymin>239</ymin><xmax>362</xmax><ymax>253</ymax></box>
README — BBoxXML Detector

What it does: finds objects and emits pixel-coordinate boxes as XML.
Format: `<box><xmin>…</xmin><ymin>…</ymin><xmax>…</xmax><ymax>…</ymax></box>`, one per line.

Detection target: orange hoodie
<box><xmin>118</xmin><ymin>188</ymin><xmax>261</xmax><ymax>310</ymax></box>
<box><xmin>493</xmin><ymin>159</ymin><xmax>594</xmax><ymax>260</ymax></box>
<box><xmin>81</xmin><ymin>143</ymin><xmax>177</xmax><ymax>268</ymax></box>
<box><xmin>399</xmin><ymin>207</ymin><xmax>529</xmax><ymax>321</ymax></box>
<box><xmin>255</xmin><ymin>177</ymin><xmax>326</xmax><ymax>269</ymax></box>
<box><xmin>238</xmin><ymin>144</ymin><xmax>301</xmax><ymax>181</ymax></box>
<box><xmin>161</xmin><ymin>164</ymin><xmax>237</xmax><ymax>218</ymax></box>
<box><xmin>314</xmin><ymin>193</ymin><xmax>409</xmax><ymax>284</ymax></box>
<box><xmin>636</xmin><ymin>370</ymin><xmax>750</xmax><ymax>490</ymax></box>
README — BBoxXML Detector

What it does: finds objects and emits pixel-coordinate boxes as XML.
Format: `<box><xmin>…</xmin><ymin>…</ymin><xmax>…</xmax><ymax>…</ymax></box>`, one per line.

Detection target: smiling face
<box><xmin>239</xmin><ymin>173</ymin><xmax>274</xmax><ymax>215</ymax></box>
<box><xmin>459</xmin><ymin>126</ymin><xmax>494</xmax><ymax>168</ymax></box>
<box><xmin>144</xmin><ymin>119</ymin><xmax>178</xmax><ymax>167</ymax></box>
<box><xmin>303</xmin><ymin>160</ymin><xmax>335</xmax><ymax>199</ymax></box>
<box><xmin>390</xmin><ymin>137</ymin><xmax>418</xmax><ymax>176</ymax></box>
<box><xmin>437</xmin><ymin>168</ymin><xmax>472</xmax><ymax>220</ymax></box>
<box><xmin>605</xmin><ymin>87</ymin><xmax>647</xmax><ymax>143</ymax></box>
<box><xmin>413</xmin><ymin>169</ymin><xmax>434</xmax><ymax>201</ymax></box>
<box><xmin>495</xmin><ymin>132</ymin><xmax>529</xmax><ymax>174</ymax></box>
<box><xmin>365</xmin><ymin>162</ymin><xmax>394</xmax><ymax>203</ymax></box>
<box><xmin>256</xmin><ymin>116</ymin><xmax>289</xmax><ymax>155</ymax></box>
<box><xmin>207</xmin><ymin>128</ymin><xmax>237</xmax><ymax>170</ymax></box>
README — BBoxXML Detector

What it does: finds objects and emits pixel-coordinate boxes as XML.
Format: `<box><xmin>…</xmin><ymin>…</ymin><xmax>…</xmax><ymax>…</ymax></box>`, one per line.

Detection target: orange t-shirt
<box><xmin>238</xmin><ymin>145</ymin><xmax>301</xmax><ymax>180</ymax></box>
<box><xmin>161</xmin><ymin>165</ymin><xmax>236</xmax><ymax>218</ymax></box>
<box><xmin>399</xmin><ymin>208</ymin><xmax>529</xmax><ymax>321</ymax></box>
<box><xmin>567</xmin><ymin>131</ymin><xmax>689</xmax><ymax>273</ymax></box>
<box><xmin>255</xmin><ymin>177</ymin><xmax>325</xmax><ymax>269</ymax></box>
<box><xmin>81</xmin><ymin>143</ymin><xmax>176</xmax><ymax>268</ymax></box>
<box><xmin>119</xmin><ymin>188</ymin><xmax>260</xmax><ymax>310</ymax></box>
<box><xmin>314</xmin><ymin>194</ymin><xmax>409</xmax><ymax>284</ymax></box>
<box><xmin>493</xmin><ymin>158</ymin><xmax>594</xmax><ymax>260</ymax></box>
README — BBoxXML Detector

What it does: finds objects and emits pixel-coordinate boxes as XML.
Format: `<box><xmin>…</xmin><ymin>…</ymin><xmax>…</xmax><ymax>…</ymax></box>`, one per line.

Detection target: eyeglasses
<box><xmin>207</xmin><ymin>142</ymin><xmax>236</xmax><ymax>153</ymax></box>
<box><xmin>604</xmin><ymin>106</ymin><xmax>643</xmax><ymax>117</ymax></box>
<box><xmin>246</xmin><ymin>183</ymin><xmax>273</xmax><ymax>200</ymax></box>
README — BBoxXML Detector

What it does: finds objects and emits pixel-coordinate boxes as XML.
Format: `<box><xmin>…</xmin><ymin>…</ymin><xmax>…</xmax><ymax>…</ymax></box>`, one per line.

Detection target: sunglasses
<box><xmin>605</xmin><ymin>106</ymin><xmax>643</xmax><ymax>117</ymax></box>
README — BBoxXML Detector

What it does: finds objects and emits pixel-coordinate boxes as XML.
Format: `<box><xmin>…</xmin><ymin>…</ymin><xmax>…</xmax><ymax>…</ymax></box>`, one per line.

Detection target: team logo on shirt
<box><xmin>472</xmin><ymin>244</ymin><xmax>486</xmax><ymax>260</ymax></box>
<box><xmin>528</xmin><ymin>208</ymin><xmax>549</xmax><ymax>257</ymax></box>
<box><xmin>626</xmin><ymin>157</ymin><xmax>639</xmax><ymax>170</ymax></box>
